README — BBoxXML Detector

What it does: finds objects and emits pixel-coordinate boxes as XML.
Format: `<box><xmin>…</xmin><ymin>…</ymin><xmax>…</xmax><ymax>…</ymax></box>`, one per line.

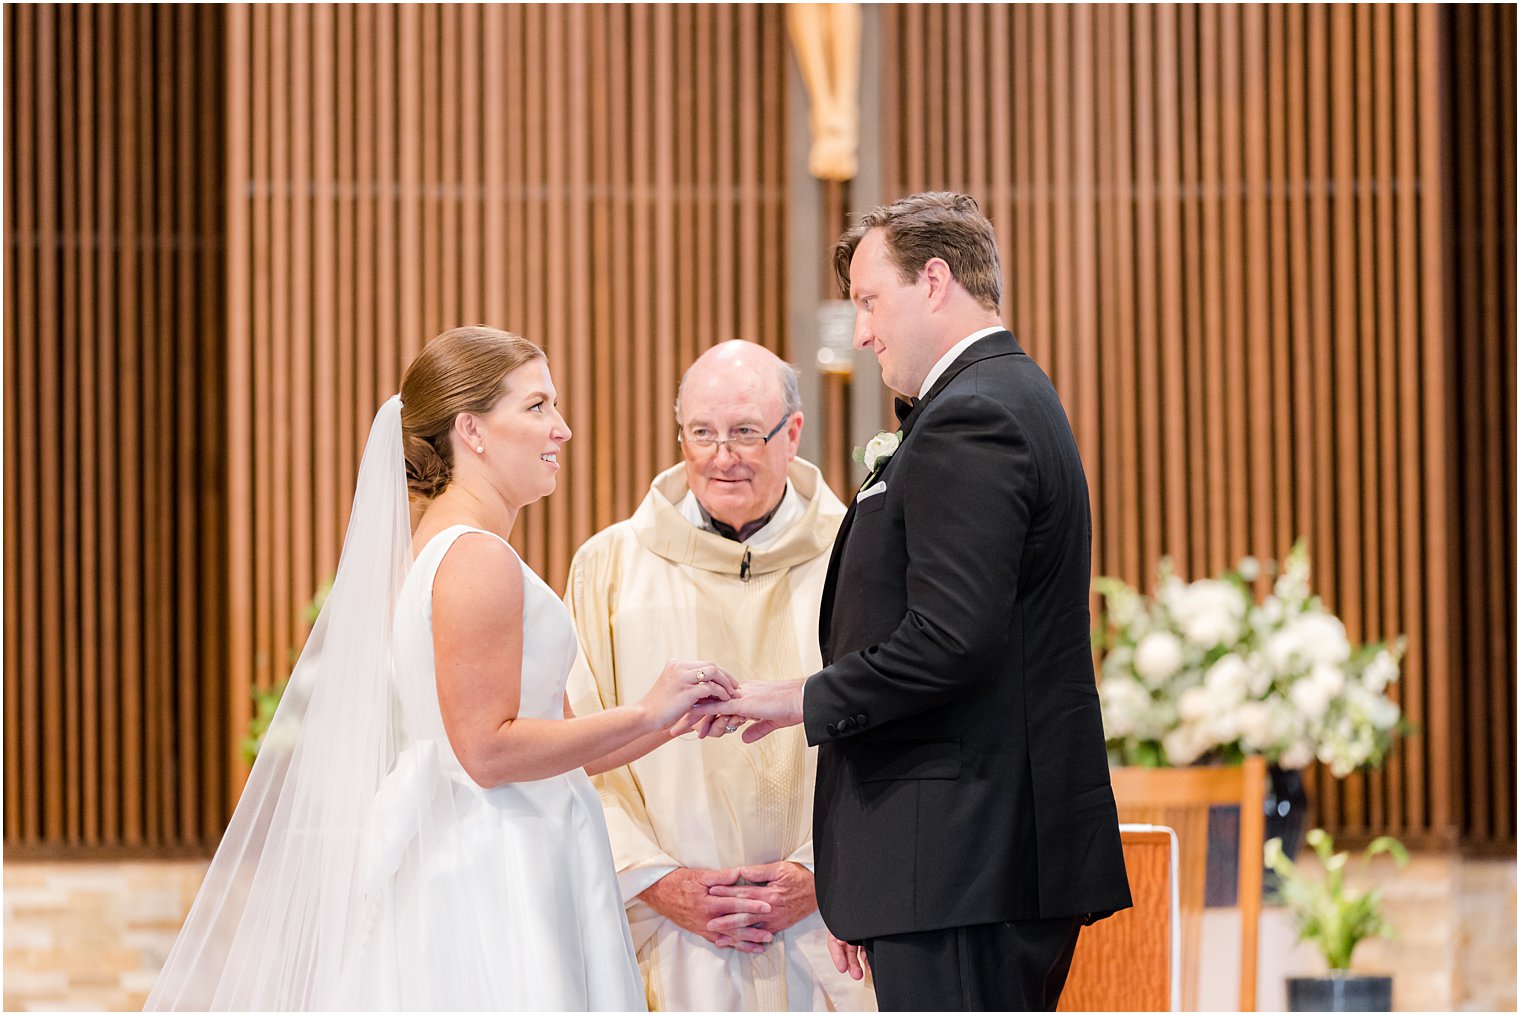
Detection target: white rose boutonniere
<box><xmin>862</xmin><ymin>430</ymin><xmax>901</xmax><ymax>472</ymax></box>
<box><xmin>853</xmin><ymin>429</ymin><xmax>903</xmax><ymax>488</ymax></box>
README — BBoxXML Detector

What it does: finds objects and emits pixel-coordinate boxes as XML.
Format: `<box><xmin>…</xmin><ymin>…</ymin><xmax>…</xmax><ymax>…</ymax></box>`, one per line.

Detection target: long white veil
<box><xmin>146</xmin><ymin>396</ymin><xmax>411</xmax><ymax>1010</ymax></box>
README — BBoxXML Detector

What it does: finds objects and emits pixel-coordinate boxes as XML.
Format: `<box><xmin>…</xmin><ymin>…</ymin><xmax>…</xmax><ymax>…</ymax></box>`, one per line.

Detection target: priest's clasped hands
<box><xmin>674</xmin><ymin>677</ymin><xmax>809</xmax><ymax>744</ymax></box>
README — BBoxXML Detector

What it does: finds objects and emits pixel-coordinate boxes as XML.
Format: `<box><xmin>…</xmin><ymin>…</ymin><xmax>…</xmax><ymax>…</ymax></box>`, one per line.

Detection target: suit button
<box><xmin>855</xmin><ymin>713</ymin><xmax>867</xmax><ymax>726</ymax></box>
<box><xmin>825</xmin><ymin>723</ymin><xmax>838</xmax><ymax>738</ymax></box>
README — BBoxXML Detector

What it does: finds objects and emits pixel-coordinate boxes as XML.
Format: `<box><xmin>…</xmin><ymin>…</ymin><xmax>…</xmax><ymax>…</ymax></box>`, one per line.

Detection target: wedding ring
<box><xmin>725</xmin><ymin>724</ymin><xmax>739</xmax><ymax>733</ymax></box>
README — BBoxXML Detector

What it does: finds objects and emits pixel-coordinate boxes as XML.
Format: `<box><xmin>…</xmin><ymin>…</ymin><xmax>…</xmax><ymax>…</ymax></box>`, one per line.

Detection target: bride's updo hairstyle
<box><xmin>400</xmin><ymin>325</ymin><xmax>546</xmax><ymax>499</ymax></box>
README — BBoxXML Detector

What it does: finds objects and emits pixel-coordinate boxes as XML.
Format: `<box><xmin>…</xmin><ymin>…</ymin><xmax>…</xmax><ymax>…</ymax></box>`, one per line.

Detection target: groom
<box><xmin>695</xmin><ymin>192</ymin><xmax>1131</xmax><ymax>1010</ymax></box>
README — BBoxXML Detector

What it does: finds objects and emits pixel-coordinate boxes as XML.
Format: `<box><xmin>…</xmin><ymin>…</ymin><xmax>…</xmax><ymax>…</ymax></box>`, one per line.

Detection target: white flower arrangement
<box><xmin>1096</xmin><ymin>541</ymin><xmax>1406</xmax><ymax>775</ymax></box>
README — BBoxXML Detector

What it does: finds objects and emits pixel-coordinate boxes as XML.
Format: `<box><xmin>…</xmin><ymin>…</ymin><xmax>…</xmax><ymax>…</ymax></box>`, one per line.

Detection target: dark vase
<box><xmin>1287</xmin><ymin>973</ymin><xmax>1393</xmax><ymax>1011</ymax></box>
<box><xmin>1263</xmin><ymin>765</ymin><xmax>1310</xmax><ymax>894</ymax></box>
<box><xmin>1204</xmin><ymin>764</ymin><xmax>1310</xmax><ymax>906</ymax></box>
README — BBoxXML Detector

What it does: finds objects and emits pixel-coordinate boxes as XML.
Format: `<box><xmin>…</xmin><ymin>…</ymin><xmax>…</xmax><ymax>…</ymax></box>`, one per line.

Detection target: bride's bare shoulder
<box><xmin>431</xmin><ymin>530</ymin><xmax>523</xmax><ymax>617</ymax></box>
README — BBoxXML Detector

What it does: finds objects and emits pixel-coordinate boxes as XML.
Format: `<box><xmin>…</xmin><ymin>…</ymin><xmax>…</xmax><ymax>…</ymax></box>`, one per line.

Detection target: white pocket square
<box><xmin>856</xmin><ymin>481</ymin><xmax>887</xmax><ymax>502</ymax></box>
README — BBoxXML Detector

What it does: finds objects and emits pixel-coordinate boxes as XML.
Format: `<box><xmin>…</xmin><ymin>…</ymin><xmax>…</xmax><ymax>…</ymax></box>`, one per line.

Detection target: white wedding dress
<box><xmin>147</xmin><ymin>401</ymin><xmax>643</xmax><ymax>1012</ymax></box>
<box><xmin>347</xmin><ymin>524</ymin><xmax>646</xmax><ymax>1009</ymax></box>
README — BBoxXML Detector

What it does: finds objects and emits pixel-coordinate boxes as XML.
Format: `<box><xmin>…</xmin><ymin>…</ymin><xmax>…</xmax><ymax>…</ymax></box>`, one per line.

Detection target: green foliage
<box><xmin>239</xmin><ymin>677</ymin><xmax>289</xmax><ymax>764</ymax></box>
<box><xmin>242</xmin><ymin>578</ymin><xmax>332</xmax><ymax>761</ymax></box>
<box><xmin>1264</xmin><ymin>828</ymin><xmax>1409</xmax><ymax>971</ymax></box>
<box><xmin>303</xmin><ymin>578</ymin><xmax>332</xmax><ymax>624</ymax></box>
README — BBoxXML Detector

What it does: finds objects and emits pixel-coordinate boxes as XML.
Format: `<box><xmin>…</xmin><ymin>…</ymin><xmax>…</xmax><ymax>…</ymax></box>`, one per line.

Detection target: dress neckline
<box><xmin>413</xmin><ymin>522</ymin><xmax>514</xmax><ymax>564</ymax></box>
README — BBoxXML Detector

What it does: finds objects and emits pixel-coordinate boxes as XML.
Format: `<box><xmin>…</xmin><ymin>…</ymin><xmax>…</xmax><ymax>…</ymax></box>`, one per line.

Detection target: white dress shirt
<box><xmin>918</xmin><ymin>324</ymin><xmax>1007</xmax><ymax>398</ymax></box>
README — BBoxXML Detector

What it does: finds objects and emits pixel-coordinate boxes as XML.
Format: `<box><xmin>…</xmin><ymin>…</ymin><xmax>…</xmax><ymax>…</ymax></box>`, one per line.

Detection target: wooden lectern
<box><xmin>1060</xmin><ymin>825</ymin><xmax>1179</xmax><ymax>1012</ymax></box>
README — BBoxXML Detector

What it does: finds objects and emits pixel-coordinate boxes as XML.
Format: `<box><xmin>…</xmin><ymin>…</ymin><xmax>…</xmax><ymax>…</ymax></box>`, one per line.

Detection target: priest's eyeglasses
<box><xmin>678</xmin><ymin>413</ymin><xmax>790</xmax><ymax>456</ymax></box>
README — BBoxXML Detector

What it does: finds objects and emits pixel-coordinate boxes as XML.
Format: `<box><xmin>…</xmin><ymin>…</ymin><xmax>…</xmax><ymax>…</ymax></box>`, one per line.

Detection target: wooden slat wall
<box><xmin>6</xmin><ymin>2</ymin><xmax>787</xmax><ymax>850</ymax></box>
<box><xmin>4</xmin><ymin>2</ymin><xmax>1509</xmax><ymax>856</ymax></box>
<box><xmin>876</xmin><ymin>3</ymin><xmax>1515</xmax><ymax>849</ymax></box>
<box><xmin>4</xmin><ymin>5</ymin><xmax>228</xmax><ymax>853</ymax></box>
<box><xmin>222</xmin><ymin>3</ymin><xmax>790</xmax><ymax>794</ymax></box>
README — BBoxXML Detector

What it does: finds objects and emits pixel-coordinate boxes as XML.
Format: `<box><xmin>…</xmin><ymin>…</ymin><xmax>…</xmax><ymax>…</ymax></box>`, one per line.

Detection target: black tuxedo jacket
<box><xmin>803</xmin><ymin>331</ymin><xmax>1132</xmax><ymax>942</ymax></box>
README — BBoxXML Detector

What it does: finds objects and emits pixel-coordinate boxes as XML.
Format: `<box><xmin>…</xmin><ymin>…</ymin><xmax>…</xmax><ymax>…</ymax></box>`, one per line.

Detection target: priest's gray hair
<box><xmin>674</xmin><ymin>357</ymin><xmax>802</xmax><ymax>424</ymax></box>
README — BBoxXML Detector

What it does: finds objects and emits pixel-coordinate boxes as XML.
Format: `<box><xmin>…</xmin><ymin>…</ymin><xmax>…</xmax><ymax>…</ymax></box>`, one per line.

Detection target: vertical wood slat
<box><xmin>1199</xmin><ymin>6</ymin><xmax>1229</xmax><ymax>577</ymax></box>
<box><xmin>77</xmin><ymin>5</ymin><xmax>101</xmax><ymax>845</ymax></box>
<box><xmin>1476</xmin><ymin>2</ymin><xmax>1511</xmax><ymax>847</ymax></box>
<box><xmin>570</xmin><ymin>2</ymin><xmax>593</xmax><ymax>560</ymax></box>
<box><xmin>876</xmin><ymin>2</ymin><xmax>1513</xmax><ymax>849</ymax></box>
<box><xmin>1132</xmin><ymin>4</ymin><xmax>1161</xmax><ymax>576</ymax></box>
<box><xmin>197</xmin><ymin>5</ymin><xmax>227</xmax><ymax>842</ymax></box>
<box><xmin>147</xmin><ymin>3</ymin><xmax>169</xmax><ymax>843</ymax></box>
<box><xmin>1368</xmin><ymin>3</ymin><xmax>1397</xmax><ymax>836</ymax></box>
<box><xmin>225</xmin><ymin>2</ymin><xmax>254</xmax><ymax>807</ymax></box>
<box><xmin>1392</xmin><ymin>4</ymin><xmax>1422</xmax><ymax>838</ymax></box>
<box><xmin>15</xmin><ymin>2</ymin><xmax>42</xmax><ymax>845</ymax></box>
<box><xmin>287</xmin><ymin>8</ymin><xmax>313</xmax><ymax>710</ymax></box>
<box><xmin>117</xmin><ymin>6</ymin><xmax>145</xmax><ymax>845</ymax></box>
<box><xmin>35</xmin><ymin>3</ymin><xmax>64</xmax><ymax>845</ymax></box>
<box><xmin>3</xmin><ymin>6</ymin><xmax>19</xmax><ymax>843</ymax></box>
<box><xmin>1111</xmin><ymin>7</ymin><xmax>1140</xmax><ymax>586</ymax></box>
<box><xmin>1155</xmin><ymin>4</ymin><xmax>1189</xmax><ymax>581</ymax></box>
<box><xmin>1453</xmin><ymin>6</ymin><xmax>1486</xmax><ymax>844</ymax></box>
<box><xmin>58</xmin><ymin>5</ymin><xmax>81</xmax><ymax>845</ymax></box>
<box><xmin>1418</xmin><ymin>3</ymin><xmax>1457</xmax><ymax>841</ymax></box>
<box><xmin>1240</xmin><ymin>3</ymin><xmax>1273</xmax><ymax>593</ymax></box>
<box><xmin>172</xmin><ymin>4</ymin><xmax>196</xmax><ymax>841</ymax></box>
<box><xmin>1264</xmin><ymin>5</ymin><xmax>1294</xmax><ymax>590</ymax></box>
<box><xmin>1218</xmin><ymin>5</ymin><xmax>1248</xmax><ymax>582</ymax></box>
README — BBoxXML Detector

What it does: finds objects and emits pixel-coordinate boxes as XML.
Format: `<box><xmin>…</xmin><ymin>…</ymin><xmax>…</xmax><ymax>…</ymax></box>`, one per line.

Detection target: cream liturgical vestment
<box><xmin>565</xmin><ymin>460</ymin><xmax>875</xmax><ymax>1012</ymax></box>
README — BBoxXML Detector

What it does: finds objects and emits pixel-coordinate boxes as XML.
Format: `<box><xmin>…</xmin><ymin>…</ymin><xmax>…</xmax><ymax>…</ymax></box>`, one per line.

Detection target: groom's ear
<box><xmin>921</xmin><ymin>256</ymin><xmax>954</xmax><ymax>308</ymax></box>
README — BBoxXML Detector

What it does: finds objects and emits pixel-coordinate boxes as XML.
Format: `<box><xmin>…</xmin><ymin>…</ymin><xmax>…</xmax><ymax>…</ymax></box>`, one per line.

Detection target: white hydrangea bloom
<box><xmin>1172</xmin><ymin>579</ymin><xmax>1246</xmax><ymax>648</ymax></box>
<box><xmin>1205</xmin><ymin>655</ymin><xmax>1252</xmax><ymax>702</ymax></box>
<box><xmin>1362</xmin><ymin>650</ymin><xmax>1398</xmax><ymax>693</ymax></box>
<box><xmin>1163</xmin><ymin>724</ymin><xmax>1210</xmax><ymax>766</ymax></box>
<box><xmin>1134</xmin><ymin>631</ymin><xmax>1184</xmax><ymax>685</ymax></box>
<box><xmin>1294</xmin><ymin>612</ymin><xmax>1351</xmax><ymax>665</ymax></box>
<box><xmin>1290</xmin><ymin>677</ymin><xmax>1333</xmax><ymax>721</ymax></box>
<box><xmin>1367</xmin><ymin>691</ymin><xmax>1400</xmax><ymax>730</ymax></box>
<box><xmin>1264</xmin><ymin>627</ymin><xmax>1306</xmax><ymax>675</ymax></box>
<box><xmin>1177</xmin><ymin>685</ymin><xmax>1213</xmax><ymax>723</ymax></box>
<box><xmin>1310</xmin><ymin>661</ymin><xmax>1346</xmax><ymax>698</ymax></box>
<box><xmin>1235</xmin><ymin>701</ymin><xmax>1278</xmax><ymax>751</ymax></box>
<box><xmin>1099</xmin><ymin>675</ymin><xmax>1149</xmax><ymax>738</ymax></box>
<box><xmin>1279</xmin><ymin>739</ymin><xmax>1316</xmax><ymax>769</ymax></box>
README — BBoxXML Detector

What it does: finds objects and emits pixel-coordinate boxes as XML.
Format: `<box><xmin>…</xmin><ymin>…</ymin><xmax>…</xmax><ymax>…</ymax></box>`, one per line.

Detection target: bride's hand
<box><xmin>639</xmin><ymin>660</ymin><xmax>738</xmax><ymax>731</ymax></box>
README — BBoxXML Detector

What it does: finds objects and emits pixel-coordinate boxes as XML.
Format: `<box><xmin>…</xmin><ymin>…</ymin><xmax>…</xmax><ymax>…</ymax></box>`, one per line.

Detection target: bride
<box><xmin>147</xmin><ymin>326</ymin><xmax>738</xmax><ymax>1010</ymax></box>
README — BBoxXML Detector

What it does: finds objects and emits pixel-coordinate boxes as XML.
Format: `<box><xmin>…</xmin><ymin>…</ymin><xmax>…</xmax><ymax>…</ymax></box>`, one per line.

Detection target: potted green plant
<box><xmin>1265</xmin><ymin>827</ymin><xmax>1408</xmax><ymax>1011</ymax></box>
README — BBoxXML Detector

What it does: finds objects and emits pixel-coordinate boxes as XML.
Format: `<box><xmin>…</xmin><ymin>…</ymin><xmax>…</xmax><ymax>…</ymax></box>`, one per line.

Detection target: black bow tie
<box><xmin>894</xmin><ymin>397</ymin><xmax>918</xmax><ymax>424</ymax></box>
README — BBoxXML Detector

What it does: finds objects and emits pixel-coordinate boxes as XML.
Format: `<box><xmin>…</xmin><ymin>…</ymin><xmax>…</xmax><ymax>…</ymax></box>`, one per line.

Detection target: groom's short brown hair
<box><xmin>833</xmin><ymin>191</ymin><xmax>1003</xmax><ymax>312</ymax></box>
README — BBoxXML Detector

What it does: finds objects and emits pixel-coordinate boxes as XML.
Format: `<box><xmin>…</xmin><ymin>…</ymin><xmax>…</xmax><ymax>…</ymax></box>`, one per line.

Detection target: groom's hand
<box><xmin>707</xmin><ymin>861</ymin><xmax>818</xmax><ymax>935</ymax></box>
<box><xmin>827</xmin><ymin>932</ymin><xmax>869</xmax><ymax>981</ymax></box>
<box><xmin>686</xmin><ymin>678</ymin><xmax>806</xmax><ymax>742</ymax></box>
<box><xmin>638</xmin><ymin>867</ymin><xmax>774</xmax><ymax>954</ymax></box>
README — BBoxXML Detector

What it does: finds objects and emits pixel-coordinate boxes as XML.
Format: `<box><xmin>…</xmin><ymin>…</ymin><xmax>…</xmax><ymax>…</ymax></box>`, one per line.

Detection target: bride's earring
<box><xmin>475</xmin><ymin>446</ymin><xmax>484</xmax><ymax>454</ymax></box>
